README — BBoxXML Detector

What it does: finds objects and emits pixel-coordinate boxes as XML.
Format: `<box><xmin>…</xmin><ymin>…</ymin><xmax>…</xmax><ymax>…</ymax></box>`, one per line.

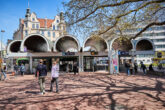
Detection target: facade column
<box><xmin>109</xmin><ymin>50</ymin><xmax>113</xmax><ymax>74</ymax></box>
<box><xmin>11</xmin><ymin>57</ymin><xmax>14</xmax><ymax>71</ymax></box>
<box><xmin>29</xmin><ymin>56</ymin><xmax>32</xmax><ymax>74</ymax></box>
<box><xmin>79</xmin><ymin>52</ymin><xmax>84</xmax><ymax>72</ymax></box>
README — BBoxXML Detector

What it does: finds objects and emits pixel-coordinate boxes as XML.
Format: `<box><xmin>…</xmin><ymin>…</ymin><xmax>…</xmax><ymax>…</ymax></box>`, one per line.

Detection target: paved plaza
<box><xmin>0</xmin><ymin>72</ymin><xmax>165</xmax><ymax>110</ymax></box>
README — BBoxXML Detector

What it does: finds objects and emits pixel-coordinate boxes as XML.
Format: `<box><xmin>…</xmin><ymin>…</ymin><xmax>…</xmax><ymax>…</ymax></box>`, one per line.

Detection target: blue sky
<box><xmin>0</xmin><ymin>0</ymin><xmax>66</xmax><ymax>45</ymax></box>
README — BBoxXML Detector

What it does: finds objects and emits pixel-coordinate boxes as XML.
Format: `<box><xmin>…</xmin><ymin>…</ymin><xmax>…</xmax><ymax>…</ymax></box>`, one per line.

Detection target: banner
<box><xmin>109</xmin><ymin>50</ymin><xmax>119</xmax><ymax>74</ymax></box>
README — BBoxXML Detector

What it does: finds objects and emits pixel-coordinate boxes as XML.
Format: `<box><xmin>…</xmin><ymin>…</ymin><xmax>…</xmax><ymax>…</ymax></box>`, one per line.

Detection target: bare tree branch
<box><xmin>132</xmin><ymin>20</ymin><xmax>165</xmax><ymax>39</ymax></box>
<box><xmin>68</xmin><ymin>0</ymin><xmax>165</xmax><ymax>25</ymax></box>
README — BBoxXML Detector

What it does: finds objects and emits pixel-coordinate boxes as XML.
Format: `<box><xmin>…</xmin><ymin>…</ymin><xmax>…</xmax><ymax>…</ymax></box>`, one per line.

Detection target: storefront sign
<box><xmin>62</xmin><ymin>52</ymin><xmax>75</xmax><ymax>56</ymax></box>
<box><xmin>91</xmin><ymin>51</ymin><xmax>98</xmax><ymax>55</ymax></box>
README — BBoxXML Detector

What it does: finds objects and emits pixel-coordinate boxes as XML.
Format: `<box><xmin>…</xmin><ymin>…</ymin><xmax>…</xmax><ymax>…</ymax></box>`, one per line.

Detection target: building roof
<box><xmin>37</xmin><ymin>18</ymin><xmax>54</xmax><ymax>28</ymax></box>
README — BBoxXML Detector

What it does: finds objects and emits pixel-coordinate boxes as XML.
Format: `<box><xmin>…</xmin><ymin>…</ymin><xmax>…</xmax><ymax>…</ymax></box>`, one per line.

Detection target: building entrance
<box><xmin>118</xmin><ymin>51</ymin><xmax>131</xmax><ymax>72</ymax></box>
<box><xmin>84</xmin><ymin>56</ymin><xmax>108</xmax><ymax>72</ymax></box>
<box><xmin>59</xmin><ymin>57</ymin><xmax>78</xmax><ymax>73</ymax></box>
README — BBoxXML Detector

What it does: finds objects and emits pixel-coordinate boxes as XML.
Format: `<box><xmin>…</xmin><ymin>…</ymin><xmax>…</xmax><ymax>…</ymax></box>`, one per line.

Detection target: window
<box><xmin>36</xmin><ymin>24</ymin><xmax>39</xmax><ymax>29</ymax></box>
<box><xmin>57</xmin><ymin>20</ymin><xmax>59</xmax><ymax>23</ymax></box>
<box><xmin>57</xmin><ymin>26</ymin><xmax>60</xmax><ymax>30</ymax></box>
<box><xmin>25</xmin><ymin>22</ymin><xmax>28</xmax><ymax>28</ymax></box>
<box><xmin>53</xmin><ymin>25</ymin><xmax>55</xmax><ymax>30</ymax></box>
<box><xmin>32</xmin><ymin>24</ymin><xmax>35</xmax><ymax>29</ymax></box>
<box><xmin>25</xmin><ymin>30</ymin><xmax>28</xmax><ymax>36</ymax></box>
<box><xmin>48</xmin><ymin>31</ymin><xmax>50</xmax><ymax>37</ymax></box>
<box><xmin>32</xmin><ymin>18</ymin><xmax>35</xmax><ymax>21</ymax></box>
<box><xmin>41</xmin><ymin>31</ymin><xmax>44</xmax><ymax>35</ymax></box>
<box><xmin>53</xmin><ymin>32</ymin><xmax>55</xmax><ymax>38</ymax></box>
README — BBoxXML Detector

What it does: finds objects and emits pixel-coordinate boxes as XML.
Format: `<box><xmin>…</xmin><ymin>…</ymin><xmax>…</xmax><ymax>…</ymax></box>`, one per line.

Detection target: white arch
<box><xmin>7</xmin><ymin>40</ymin><xmax>22</xmax><ymax>54</ymax></box>
<box><xmin>109</xmin><ymin>36</ymin><xmax>134</xmax><ymax>50</ymax></box>
<box><xmin>20</xmin><ymin>34</ymin><xmax>51</xmax><ymax>52</ymax></box>
<box><xmin>83</xmin><ymin>36</ymin><xmax>109</xmax><ymax>52</ymax></box>
<box><xmin>135</xmin><ymin>37</ymin><xmax>155</xmax><ymax>51</ymax></box>
<box><xmin>54</xmin><ymin>34</ymin><xmax>80</xmax><ymax>52</ymax></box>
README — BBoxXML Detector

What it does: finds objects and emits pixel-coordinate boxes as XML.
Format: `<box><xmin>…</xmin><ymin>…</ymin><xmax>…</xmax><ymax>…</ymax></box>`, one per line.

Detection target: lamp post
<box><xmin>1</xmin><ymin>30</ymin><xmax>5</xmax><ymax>68</ymax></box>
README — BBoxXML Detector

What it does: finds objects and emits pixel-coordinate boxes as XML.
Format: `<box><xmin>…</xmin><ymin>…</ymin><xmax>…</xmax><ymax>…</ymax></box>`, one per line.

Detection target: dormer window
<box><xmin>32</xmin><ymin>18</ymin><xmax>35</xmax><ymax>21</ymax></box>
<box><xmin>56</xmin><ymin>20</ymin><xmax>59</xmax><ymax>23</ymax></box>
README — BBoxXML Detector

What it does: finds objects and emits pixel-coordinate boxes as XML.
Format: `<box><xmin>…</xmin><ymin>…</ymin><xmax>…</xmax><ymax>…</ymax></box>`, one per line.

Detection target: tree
<box><xmin>63</xmin><ymin>0</ymin><xmax>165</xmax><ymax>40</ymax></box>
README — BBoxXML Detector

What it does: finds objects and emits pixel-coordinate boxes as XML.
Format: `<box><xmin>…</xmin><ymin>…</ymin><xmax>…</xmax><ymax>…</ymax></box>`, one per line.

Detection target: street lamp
<box><xmin>1</xmin><ymin>30</ymin><xmax>5</xmax><ymax>67</ymax></box>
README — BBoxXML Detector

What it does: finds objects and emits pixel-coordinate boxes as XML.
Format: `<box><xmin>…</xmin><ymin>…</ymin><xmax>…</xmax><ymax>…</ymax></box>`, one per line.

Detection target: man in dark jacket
<box><xmin>36</xmin><ymin>59</ymin><xmax>47</xmax><ymax>95</ymax></box>
<box><xmin>125</xmin><ymin>60</ymin><xmax>130</xmax><ymax>76</ymax></box>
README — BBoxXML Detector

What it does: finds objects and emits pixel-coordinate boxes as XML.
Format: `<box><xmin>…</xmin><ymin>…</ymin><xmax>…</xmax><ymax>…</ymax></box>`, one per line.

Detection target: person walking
<box><xmin>20</xmin><ymin>63</ymin><xmax>25</xmax><ymax>76</ymax></box>
<box><xmin>125</xmin><ymin>60</ymin><xmax>130</xmax><ymax>76</ymax></box>
<box><xmin>14</xmin><ymin>63</ymin><xmax>19</xmax><ymax>75</ymax></box>
<box><xmin>36</xmin><ymin>59</ymin><xmax>47</xmax><ymax>95</ymax></box>
<box><xmin>129</xmin><ymin>60</ymin><xmax>134</xmax><ymax>75</ymax></box>
<box><xmin>1</xmin><ymin>65</ymin><xmax>7</xmax><ymax>80</ymax></box>
<box><xmin>134</xmin><ymin>62</ymin><xmax>138</xmax><ymax>74</ymax></box>
<box><xmin>73</xmin><ymin>62</ymin><xmax>78</xmax><ymax>75</ymax></box>
<box><xmin>141</xmin><ymin>61</ymin><xmax>147</xmax><ymax>75</ymax></box>
<box><xmin>50</xmin><ymin>59</ymin><xmax>59</xmax><ymax>93</ymax></box>
<box><xmin>149</xmin><ymin>63</ymin><xmax>154</xmax><ymax>72</ymax></box>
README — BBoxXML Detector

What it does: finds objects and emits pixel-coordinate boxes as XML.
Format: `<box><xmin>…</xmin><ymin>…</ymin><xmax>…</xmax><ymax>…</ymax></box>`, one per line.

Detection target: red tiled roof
<box><xmin>37</xmin><ymin>18</ymin><xmax>54</xmax><ymax>28</ymax></box>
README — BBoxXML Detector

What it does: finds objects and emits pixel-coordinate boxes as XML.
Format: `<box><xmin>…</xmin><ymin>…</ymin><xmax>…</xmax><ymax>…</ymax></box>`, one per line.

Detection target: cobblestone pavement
<box><xmin>0</xmin><ymin>72</ymin><xmax>165</xmax><ymax>110</ymax></box>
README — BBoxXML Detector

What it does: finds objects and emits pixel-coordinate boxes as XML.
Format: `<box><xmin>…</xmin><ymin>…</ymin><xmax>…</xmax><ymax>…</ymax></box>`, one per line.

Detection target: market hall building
<box><xmin>6</xmin><ymin>8</ymin><xmax>109</xmax><ymax>73</ymax></box>
<box><xmin>6</xmin><ymin>8</ymin><xmax>156</xmax><ymax>74</ymax></box>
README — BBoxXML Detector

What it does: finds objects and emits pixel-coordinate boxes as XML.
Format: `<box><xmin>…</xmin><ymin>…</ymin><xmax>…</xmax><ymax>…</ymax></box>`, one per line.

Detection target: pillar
<box><xmin>29</xmin><ymin>56</ymin><xmax>32</xmax><ymax>74</ymax></box>
<box><xmin>79</xmin><ymin>53</ymin><xmax>84</xmax><ymax>72</ymax></box>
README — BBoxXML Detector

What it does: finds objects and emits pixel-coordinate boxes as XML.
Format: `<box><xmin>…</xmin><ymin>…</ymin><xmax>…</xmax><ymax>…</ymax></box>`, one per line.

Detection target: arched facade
<box><xmin>83</xmin><ymin>36</ymin><xmax>109</xmax><ymax>52</ymax></box>
<box><xmin>20</xmin><ymin>34</ymin><xmax>51</xmax><ymax>52</ymax></box>
<box><xmin>7</xmin><ymin>40</ymin><xmax>22</xmax><ymax>54</ymax></box>
<box><xmin>135</xmin><ymin>38</ymin><xmax>155</xmax><ymax>51</ymax></box>
<box><xmin>54</xmin><ymin>35</ymin><xmax>80</xmax><ymax>52</ymax></box>
<box><xmin>110</xmin><ymin>37</ymin><xmax>133</xmax><ymax>51</ymax></box>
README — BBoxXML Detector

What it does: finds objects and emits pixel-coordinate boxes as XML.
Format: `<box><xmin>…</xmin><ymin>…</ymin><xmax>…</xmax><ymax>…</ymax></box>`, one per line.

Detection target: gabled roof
<box><xmin>37</xmin><ymin>18</ymin><xmax>54</xmax><ymax>28</ymax></box>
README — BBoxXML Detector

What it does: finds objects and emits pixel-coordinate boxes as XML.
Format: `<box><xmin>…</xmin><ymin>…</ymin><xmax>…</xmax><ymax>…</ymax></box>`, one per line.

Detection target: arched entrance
<box><xmin>111</xmin><ymin>37</ymin><xmax>133</xmax><ymax>72</ymax></box>
<box><xmin>54</xmin><ymin>35</ymin><xmax>80</xmax><ymax>52</ymax></box>
<box><xmin>20</xmin><ymin>34</ymin><xmax>51</xmax><ymax>52</ymax></box>
<box><xmin>83</xmin><ymin>36</ymin><xmax>109</xmax><ymax>72</ymax></box>
<box><xmin>7</xmin><ymin>40</ymin><xmax>22</xmax><ymax>53</ymax></box>
<box><xmin>83</xmin><ymin>37</ymin><xmax>108</xmax><ymax>52</ymax></box>
<box><xmin>54</xmin><ymin>35</ymin><xmax>80</xmax><ymax>72</ymax></box>
<box><xmin>136</xmin><ymin>39</ymin><xmax>153</xmax><ymax>51</ymax></box>
<box><xmin>135</xmin><ymin>38</ymin><xmax>155</xmax><ymax>65</ymax></box>
<box><xmin>112</xmin><ymin>37</ymin><xmax>132</xmax><ymax>51</ymax></box>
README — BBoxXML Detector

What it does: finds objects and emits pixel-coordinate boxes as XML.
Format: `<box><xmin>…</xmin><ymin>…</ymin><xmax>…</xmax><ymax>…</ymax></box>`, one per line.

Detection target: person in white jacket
<box><xmin>50</xmin><ymin>59</ymin><xmax>59</xmax><ymax>93</ymax></box>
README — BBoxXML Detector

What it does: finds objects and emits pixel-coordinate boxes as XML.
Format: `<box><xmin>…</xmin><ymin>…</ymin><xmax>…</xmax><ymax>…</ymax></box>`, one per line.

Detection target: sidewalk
<box><xmin>0</xmin><ymin>72</ymin><xmax>165</xmax><ymax>110</ymax></box>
